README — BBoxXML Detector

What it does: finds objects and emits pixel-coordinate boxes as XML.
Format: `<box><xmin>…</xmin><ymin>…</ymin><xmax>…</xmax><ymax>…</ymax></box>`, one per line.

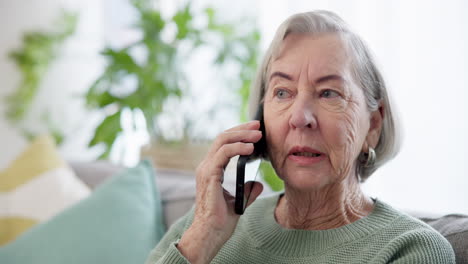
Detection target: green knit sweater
<box><xmin>146</xmin><ymin>195</ymin><xmax>455</xmax><ymax>263</ymax></box>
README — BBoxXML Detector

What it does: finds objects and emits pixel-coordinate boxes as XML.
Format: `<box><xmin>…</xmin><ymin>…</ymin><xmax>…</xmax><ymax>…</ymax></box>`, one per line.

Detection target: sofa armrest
<box><xmin>69</xmin><ymin>161</ymin><xmax>124</xmax><ymax>189</ymax></box>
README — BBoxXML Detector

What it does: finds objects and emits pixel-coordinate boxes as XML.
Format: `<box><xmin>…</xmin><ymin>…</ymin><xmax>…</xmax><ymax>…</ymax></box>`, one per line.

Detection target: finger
<box><xmin>211</xmin><ymin>142</ymin><xmax>255</xmax><ymax>171</ymax></box>
<box><xmin>220</xmin><ymin>130</ymin><xmax>262</xmax><ymax>145</ymax></box>
<box><xmin>210</xmin><ymin>142</ymin><xmax>254</xmax><ymax>174</ymax></box>
<box><xmin>208</xmin><ymin>129</ymin><xmax>261</xmax><ymax>159</ymax></box>
<box><xmin>206</xmin><ymin>121</ymin><xmax>262</xmax><ymax>158</ymax></box>
<box><xmin>244</xmin><ymin>181</ymin><xmax>264</xmax><ymax>208</ymax></box>
<box><xmin>224</xmin><ymin>120</ymin><xmax>260</xmax><ymax>133</ymax></box>
<box><xmin>196</xmin><ymin>142</ymin><xmax>255</xmax><ymax>185</ymax></box>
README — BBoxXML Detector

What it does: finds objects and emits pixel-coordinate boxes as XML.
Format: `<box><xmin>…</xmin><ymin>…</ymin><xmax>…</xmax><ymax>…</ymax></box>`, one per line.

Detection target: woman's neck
<box><xmin>274</xmin><ymin>176</ymin><xmax>374</xmax><ymax>230</ymax></box>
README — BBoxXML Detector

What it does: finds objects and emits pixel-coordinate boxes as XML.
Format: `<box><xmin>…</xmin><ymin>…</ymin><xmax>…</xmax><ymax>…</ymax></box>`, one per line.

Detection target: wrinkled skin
<box><xmin>264</xmin><ymin>33</ymin><xmax>382</xmax><ymax>229</ymax></box>
<box><xmin>178</xmin><ymin>121</ymin><xmax>264</xmax><ymax>264</ymax></box>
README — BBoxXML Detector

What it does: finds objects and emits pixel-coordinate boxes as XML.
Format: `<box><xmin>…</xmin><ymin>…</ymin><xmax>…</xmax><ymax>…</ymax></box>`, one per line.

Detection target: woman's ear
<box><xmin>364</xmin><ymin>103</ymin><xmax>384</xmax><ymax>150</ymax></box>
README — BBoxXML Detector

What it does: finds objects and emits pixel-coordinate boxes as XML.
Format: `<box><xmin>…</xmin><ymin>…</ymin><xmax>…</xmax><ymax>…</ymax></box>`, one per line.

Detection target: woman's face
<box><xmin>264</xmin><ymin>33</ymin><xmax>381</xmax><ymax>190</ymax></box>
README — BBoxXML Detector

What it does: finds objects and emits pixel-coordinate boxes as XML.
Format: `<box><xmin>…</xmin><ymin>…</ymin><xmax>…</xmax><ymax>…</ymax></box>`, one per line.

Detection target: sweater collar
<box><xmin>245</xmin><ymin>194</ymin><xmax>399</xmax><ymax>257</ymax></box>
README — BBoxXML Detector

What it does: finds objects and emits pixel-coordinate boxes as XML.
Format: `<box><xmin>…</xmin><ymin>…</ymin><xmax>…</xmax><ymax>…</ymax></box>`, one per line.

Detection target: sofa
<box><xmin>3</xmin><ymin>157</ymin><xmax>464</xmax><ymax>263</ymax></box>
<box><xmin>69</xmin><ymin>160</ymin><xmax>468</xmax><ymax>263</ymax></box>
<box><xmin>70</xmin><ymin>160</ymin><xmax>197</xmax><ymax>228</ymax></box>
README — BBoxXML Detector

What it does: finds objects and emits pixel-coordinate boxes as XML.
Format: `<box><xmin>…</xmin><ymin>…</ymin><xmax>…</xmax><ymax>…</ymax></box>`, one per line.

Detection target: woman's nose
<box><xmin>288</xmin><ymin>98</ymin><xmax>318</xmax><ymax>130</ymax></box>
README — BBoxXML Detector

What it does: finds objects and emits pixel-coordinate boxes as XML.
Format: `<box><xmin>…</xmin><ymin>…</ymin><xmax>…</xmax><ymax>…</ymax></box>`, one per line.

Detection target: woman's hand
<box><xmin>177</xmin><ymin>121</ymin><xmax>264</xmax><ymax>264</ymax></box>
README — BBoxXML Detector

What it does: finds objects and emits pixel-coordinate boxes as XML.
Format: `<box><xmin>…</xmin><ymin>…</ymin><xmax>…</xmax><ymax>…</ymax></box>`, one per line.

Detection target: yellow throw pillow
<box><xmin>0</xmin><ymin>135</ymin><xmax>91</xmax><ymax>245</ymax></box>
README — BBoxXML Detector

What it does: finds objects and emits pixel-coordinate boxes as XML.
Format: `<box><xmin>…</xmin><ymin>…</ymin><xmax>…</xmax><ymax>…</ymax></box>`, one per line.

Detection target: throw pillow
<box><xmin>0</xmin><ymin>160</ymin><xmax>166</xmax><ymax>264</ymax></box>
<box><xmin>0</xmin><ymin>135</ymin><xmax>90</xmax><ymax>245</ymax></box>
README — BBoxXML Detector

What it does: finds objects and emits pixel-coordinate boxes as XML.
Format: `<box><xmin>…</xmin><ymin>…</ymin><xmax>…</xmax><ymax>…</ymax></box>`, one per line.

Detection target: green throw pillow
<box><xmin>0</xmin><ymin>160</ymin><xmax>166</xmax><ymax>264</ymax></box>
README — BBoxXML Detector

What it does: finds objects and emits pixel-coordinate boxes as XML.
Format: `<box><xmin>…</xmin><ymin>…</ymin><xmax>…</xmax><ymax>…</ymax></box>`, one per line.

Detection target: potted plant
<box><xmin>4</xmin><ymin>10</ymin><xmax>78</xmax><ymax>145</ymax></box>
<box><xmin>85</xmin><ymin>0</ymin><xmax>260</xmax><ymax>170</ymax></box>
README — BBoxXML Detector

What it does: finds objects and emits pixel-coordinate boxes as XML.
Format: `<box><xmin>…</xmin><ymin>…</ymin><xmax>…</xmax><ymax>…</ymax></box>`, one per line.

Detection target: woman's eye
<box><xmin>320</xmin><ymin>89</ymin><xmax>340</xmax><ymax>98</ymax></box>
<box><xmin>274</xmin><ymin>89</ymin><xmax>291</xmax><ymax>99</ymax></box>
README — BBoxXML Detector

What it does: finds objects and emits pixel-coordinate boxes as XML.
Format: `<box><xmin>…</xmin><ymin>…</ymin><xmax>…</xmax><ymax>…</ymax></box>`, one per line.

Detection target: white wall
<box><xmin>0</xmin><ymin>0</ymin><xmax>59</xmax><ymax>167</ymax></box>
<box><xmin>0</xmin><ymin>0</ymin><xmax>105</xmax><ymax>168</ymax></box>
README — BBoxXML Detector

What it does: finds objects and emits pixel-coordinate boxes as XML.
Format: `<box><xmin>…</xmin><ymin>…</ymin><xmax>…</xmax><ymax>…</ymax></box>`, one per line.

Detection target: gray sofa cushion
<box><xmin>70</xmin><ymin>161</ymin><xmax>196</xmax><ymax>228</ymax></box>
<box><xmin>420</xmin><ymin>214</ymin><xmax>468</xmax><ymax>264</ymax></box>
<box><xmin>70</xmin><ymin>161</ymin><xmax>124</xmax><ymax>189</ymax></box>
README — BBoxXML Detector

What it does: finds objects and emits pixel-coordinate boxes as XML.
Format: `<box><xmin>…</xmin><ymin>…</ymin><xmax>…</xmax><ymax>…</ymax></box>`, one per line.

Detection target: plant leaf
<box><xmin>173</xmin><ymin>3</ymin><xmax>194</xmax><ymax>40</ymax></box>
<box><xmin>4</xmin><ymin>10</ymin><xmax>78</xmax><ymax>124</ymax></box>
<box><xmin>101</xmin><ymin>48</ymin><xmax>140</xmax><ymax>74</ymax></box>
<box><xmin>88</xmin><ymin>111</ymin><xmax>123</xmax><ymax>159</ymax></box>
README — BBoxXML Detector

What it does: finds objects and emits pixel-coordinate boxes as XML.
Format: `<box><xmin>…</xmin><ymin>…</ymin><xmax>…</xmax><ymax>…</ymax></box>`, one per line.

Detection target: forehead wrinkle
<box><xmin>309</xmin><ymin>52</ymin><xmax>350</xmax><ymax>83</ymax></box>
<box><xmin>269</xmin><ymin>34</ymin><xmax>356</xmax><ymax>92</ymax></box>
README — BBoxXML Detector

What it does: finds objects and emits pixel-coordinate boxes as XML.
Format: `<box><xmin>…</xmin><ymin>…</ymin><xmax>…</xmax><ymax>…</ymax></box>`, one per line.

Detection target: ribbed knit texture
<box><xmin>146</xmin><ymin>195</ymin><xmax>455</xmax><ymax>263</ymax></box>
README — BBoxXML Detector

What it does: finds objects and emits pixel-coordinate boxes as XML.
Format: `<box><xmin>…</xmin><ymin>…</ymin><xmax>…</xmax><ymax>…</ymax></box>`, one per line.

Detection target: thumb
<box><xmin>244</xmin><ymin>181</ymin><xmax>264</xmax><ymax>208</ymax></box>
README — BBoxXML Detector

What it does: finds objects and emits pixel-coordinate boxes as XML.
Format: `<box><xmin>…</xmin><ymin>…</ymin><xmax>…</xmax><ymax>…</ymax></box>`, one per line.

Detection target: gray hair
<box><xmin>249</xmin><ymin>10</ymin><xmax>401</xmax><ymax>181</ymax></box>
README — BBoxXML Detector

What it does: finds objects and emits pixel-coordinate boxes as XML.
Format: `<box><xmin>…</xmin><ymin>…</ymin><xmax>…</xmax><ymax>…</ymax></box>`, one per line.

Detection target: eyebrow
<box><xmin>269</xmin><ymin>71</ymin><xmax>345</xmax><ymax>85</ymax></box>
<box><xmin>269</xmin><ymin>71</ymin><xmax>293</xmax><ymax>82</ymax></box>
<box><xmin>315</xmin><ymin>74</ymin><xmax>345</xmax><ymax>84</ymax></box>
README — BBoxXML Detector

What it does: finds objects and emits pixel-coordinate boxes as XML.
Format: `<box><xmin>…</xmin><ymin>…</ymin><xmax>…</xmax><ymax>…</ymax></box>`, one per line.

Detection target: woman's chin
<box><xmin>282</xmin><ymin>171</ymin><xmax>332</xmax><ymax>192</ymax></box>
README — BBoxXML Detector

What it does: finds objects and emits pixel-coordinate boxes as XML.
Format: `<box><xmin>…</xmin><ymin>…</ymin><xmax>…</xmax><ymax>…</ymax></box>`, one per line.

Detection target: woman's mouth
<box><xmin>292</xmin><ymin>152</ymin><xmax>322</xmax><ymax>157</ymax></box>
<box><xmin>288</xmin><ymin>147</ymin><xmax>326</xmax><ymax>165</ymax></box>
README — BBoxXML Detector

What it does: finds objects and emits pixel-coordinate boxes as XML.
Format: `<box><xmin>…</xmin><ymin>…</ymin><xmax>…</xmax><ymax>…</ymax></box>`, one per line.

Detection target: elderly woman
<box><xmin>146</xmin><ymin>11</ymin><xmax>455</xmax><ymax>264</ymax></box>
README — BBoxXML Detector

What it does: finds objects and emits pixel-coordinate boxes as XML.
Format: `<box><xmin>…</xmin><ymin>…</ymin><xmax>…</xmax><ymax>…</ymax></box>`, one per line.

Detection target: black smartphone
<box><xmin>234</xmin><ymin>155</ymin><xmax>251</xmax><ymax>215</ymax></box>
<box><xmin>235</xmin><ymin>105</ymin><xmax>266</xmax><ymax>215</ymax></box>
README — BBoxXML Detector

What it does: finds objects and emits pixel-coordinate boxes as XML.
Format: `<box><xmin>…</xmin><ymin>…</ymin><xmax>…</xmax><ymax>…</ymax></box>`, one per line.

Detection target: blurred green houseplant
<box><xmin>85</xmin><ymin>0</ymin><xmax>284</xmax><ymax>191</ymax></box>
<box><xmin>85</xmin><ymin>0</ymin><xmax>260</xmax><ymax>158</ymax></box>
<box><xmin>5</xmin><ymin>11</ymin><xmax>78</xmax><ymax>144</ymax></box>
